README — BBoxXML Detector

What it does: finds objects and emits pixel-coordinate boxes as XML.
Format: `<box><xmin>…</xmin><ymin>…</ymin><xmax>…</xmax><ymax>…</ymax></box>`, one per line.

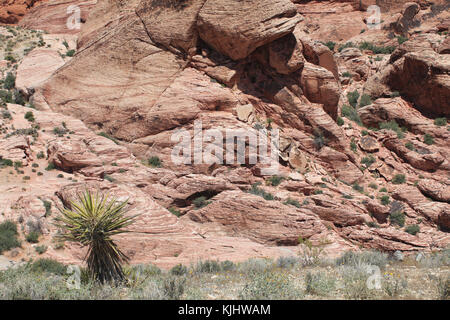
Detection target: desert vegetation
<box><xmin>55</xmin><ymin>190</ymin><xmax>139</xmax><ymax>283</ymax></box>
<box><xmin>0</xmin><ymin>248</ymin><xmax>448</xmax><ymax>300</ymax></box>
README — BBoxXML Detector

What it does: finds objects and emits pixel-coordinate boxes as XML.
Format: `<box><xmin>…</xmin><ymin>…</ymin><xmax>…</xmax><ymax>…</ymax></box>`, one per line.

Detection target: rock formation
<box><xmin>0</xmin><ymin>0</ymin><xmax>448</xmax><ymax>268</ymax></box>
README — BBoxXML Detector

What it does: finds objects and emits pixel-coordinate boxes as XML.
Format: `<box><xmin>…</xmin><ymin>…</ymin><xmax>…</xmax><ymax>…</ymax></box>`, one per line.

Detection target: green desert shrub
<box><xmin>4</xmin><ymin>72</ymin><xmax>15</xmax><ymax>90</ymax></box>
<box><xmin>379</xmin><ymin>121</ymin><xmax>405</xmax><ymax>139</ymax></box>
<box><xmin>276</xmin><ymin>256</ymin><xmax>298</xmax><ymax>269</ymax></box>
<box><xmin>392</xmin><ymin>174</ymin><xmax>406</xmax><ymax>184</ymax></box>
<box><xmin>283</xmin><ymin>198</ymin><xmax>301</xmax><ymax>208</ymax></box>
<box><xmin>341</xmin><ymin>267</ymin><xmax>375</xmax><ymax>300</ymax></box>
<box><xmin>368</xmin><ymin>182</ymin><xmax>378</xmax><ymax>190</ymax></box>
<box><xmin>239</xmin><ymin>271</ymin><xmax>301</xmax><ymax>300</ymax></box>
<box><xmin>405</xmin><ymin>141</ymin><xmax>415</xmax><ymax>150</ymax></box>
<box><xmin>359</xmin><ymin>94</ymin><xmax>372</xmax><ymax>108</ymax></box>
<box><xmin>361</xmin><ymin>155</ymin><xmax>376</xmax><ymax>167</ymax></box>
<box><xmin>168</xmin><ymin>207</ymin><xmax>181</xmax><ymax>217</ymax></box>
<box><xmin>380</xmin><ymin>195</ymin><xmax>390</xmax><ymax>205</ymax></box>
<box><xmin>103</xmin><ymin>174</ymin><xmax>114</xmax><ymax>182</ymax></box>
<box><xmin>342</xmin><ymin>71</ymin><xmax>352</xmax><ymax>78</ymax></box>
<box><xmin>352</xmin><ymin>183</ymin><xmax>364</xmax><ymax>193</ymax></box>
<box><xmin>0</xmin><ymin>220</ymin><xmax>21</xmax><ymax>254</ymax></box>
<box><xmin>248</xmin><ymin>183</ymin><xmax>274</xmax><ymax>201</ymax></box>
<box><xmin>0</xmin><ymin>90</ymin><xmax>13</xmax><ymax>104</ymax></box>
<box><xmin>396</xmin><ymin>36</ymin><xmax>408</xmax><ymax>44</ymax></box>
<box><xmin>53</xmin><ymin>126</ymin><xmax>68</xmax><ymax>137</ymax></box>
<box><xmin>148</xmin><ymin>156</ymin><xmax>162</xmax><ymax>168</ymax></box>
<box><xmin>24</xmin><ymin>111</ymin><xmax>35</xmax><ymax>122</ymax></box>
<box><xmin>338</xmin><ymin>42</ymin><xmax>356</xmax><ymax>52</ymax></box>
<box><xmin>237</xmin><ymin>258</ymin><xmax>273</xmax><ymax>274</ymax></box>
<box><xmin>192</xmin><ymin>196</ymin><xmax>211</xmax><ymax>209</ymax></box>
<box><xmin>305</xmin><ymin>272</ymin><xmax>336</xmax><ymax>296</ymax></box>
<box><xmin>13</xmin><ymin>90</ymin><xmax>25</xmax><ymax>106</ymax></box>
<box><xmin>129</xmin><ymin>264</ymin><xmax>162</xmax><ymax>278</ymax></box>
<box><xmin>29</xmin><ymin>258</ymin><xmax>67</xmax><ymax>275</ymax></box>
<box><xmin>35</xmin><ymin>245</ymin><xmax>48</xmax><ymax>254</ymax></box>
<box><xmin>389</xmin><ymin>211</ymin><xmax>405</xmax><ymax>227</ymax></box>
<box><xmin>358</xmin><ymin>41</ymin><xmax>396</xmax><ymax>54</ymax></box>
<box><xmin>26</xmin><ymin>231</ymin><xmax>40</xmax><ymax>243</ymax></box>
<box><xmin>42</xmin><ymin>200</ymin><xmax>51</xmax><ymax>216</ymax></box>
<box><xmin>267</xmin><ymin>175</ymin><xmax>284</xmax><ymax>186</ymax></box>
<box><xmin>194</xmin><ymin>260</ymin><xmax>221</xmax><ymax>273</ymax></box>
<box><xmin>367</xmin><ymin>221</ymin><xmax>380</xmax><ymax>228</ymax></box>
<box><xmin>170</xmin><ymin>264</ymin><xmax>187</xmax><ymax>276</ymax></box>
<box><xmin>322</xmin><ymin>41</ymin><xmax>336</xmax><ymax>51</ymax></box>
<box><xmin>435</xmin><ymin>276</ymin><xmax>449</xmax><ymax>300</ymax></box>
<box><xmin>434</xmin><ymin>117</ymin><xmax>447</xmax><ymax>126</ymax></box>
<box><xmin>313</xmin><ymin>129</ymin><xmax>327</xmax><ymax>150</ymax></box>
<box><xmin>65</xmin><ymin>49</ymin><xmax>76</xmax><ymax>57</ymax></box>
<box><xmin>0</xmin><ymin>158</ymin><xmax>13</xmax><ymax>168</ymax></box>
<box><xmin>337</xmin><ymin>117</ymin><xmax>344</xmax><ymax>126</ymax></box>
<box><xmin>418</xmin><ymin>249</ymin><xmax>450</xmax><ymax>268</ymax></box>
<box><xmin>347</xmin><ymin>90</ymin><xmax>360</xmax><ymax>108</ymax></box>
<box><xmin>45</xmin><ymin>162</ymin><xmax>56</xmax><ymax>171</ymax></box>
<box><xmin>423</xmin><ymin>133</ymin><xmax>434</xmax><ymax>145</ymax></box>
<box><xmin>405</xmin><ymin>224</ymin><xmax>420</xmax><ymax>235</ymax></box>
<box><xmin>341</xmin><ymin>104</ymin><xmax>362</xmax><ymax>125</ymax></box>
<box><xmin>335</xmin><ymin>250</ymin><xmax>388</xmax><ymax>269</ymax></box>
<box><xmin>220</xmin><ymin>260</ymin><xmax>235</xmax><ymax>271</ymax></box>
<box><xmin>162</xmin><ymin>276</ymin><xmax>186</xmax><ymax>300</ymax></box>
<box><xmin>98</xmin><ymin>132</ymin><xmax>119</xmax><ymax>144</ymax></box>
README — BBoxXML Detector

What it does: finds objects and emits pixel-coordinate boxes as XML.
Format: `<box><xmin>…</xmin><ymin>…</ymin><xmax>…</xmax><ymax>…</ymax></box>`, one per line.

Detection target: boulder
<box><xmin>393</xmin><ymin>2</ymin><xmax>420</xmax><ymax>34</ymax></box>
<box><xmin>37</xmin><ymin>14</ymin><xmax>184</xmax><ymax>141</ymax></box>
<box><xmin>288</xmin><ymin>146</ymin><xmax>308</xmax><ymax>173</ymax></box>
<box><xmin>392</xmin><ymin>51</ymin><xmax>450</xmax><ymax>117</ymax></box>
<box><xmin>0</xmin><ymin>0</ymin><xmax>44</xmax><ymax>24</ymax></box>
<box><xmin>0</xmin><ymin>135</ymin><xmax>30</xmax><ymax>164</ymax></box>
<box><xmin>188</xmin><ymin>190</ymin><xmax>330</xmax><ymax>246</ymax></box>
<box><xmin>267</xmin><ymin>33</ymin><xmax>305</xmax><ymax>75</ymax></box>
<box><xmin>197</xmin><ymin>0</ymin><xmax>301</xmax><ymax>60</ymax></box>
<box><xmin>417</xmin><ymin>179</ymin><xmax>450</xmax><ymax>203</ymax></box>
<box><xmin>300</xmin><ymin>62</ymin><xmax>340</xmax><ymax>120</ymax></box>
<box><xmin>136</xmin><ymin>0</ymin><xmax>207</xmax><ymax>54</ymax></box>
<box><xmin>15</xmin><ymin>48</ymin><xmax>65</xmax><ymax>97</ymax></box>
<box><xmin>301</xmin><ymin>38</ymin><xmax>339</xmax><ymax>80</ymax></box>
<box><xmin>366</xmin><ymin>40</ymin><xmax>450</xmax><ymax>117</ymax></box>
<box><xmin>359</xmin><ymin>135</ymin><xmax>380</xmax><ymax>153</ymax></box>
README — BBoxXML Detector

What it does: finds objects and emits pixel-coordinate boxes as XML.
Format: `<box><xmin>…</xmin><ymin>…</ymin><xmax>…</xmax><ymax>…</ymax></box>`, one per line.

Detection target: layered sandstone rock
<box><xmin>0</xmin><ymin>0</ymin><xmax>45</xmax><ymax>24</ymax></box>
<box><xmin>418</xmin><ymin>180</ymin><xmax>450</xmax><ymax>203</ymax></box>
<box><xmin>364</xmin><ymin>35</ymin><xmax>450</xmax><ymax>117</ymax></box>
<box><xmin>18</xmin><ymin>0</ymin><xmax>96</xmax><ymax>34</ymax></box>
<box><xmin>15</xmin><ymin>48</ymin><xmax>65</xmax><ymax>97</ymax></box>
<box><xmin>2</xmin><ymin>0</ymin><xmax>449</xmax><ymax>268</ymax></box>
<box><xmin>300</xmin><ymin>62</ymin><xmax>340</xmax><ymax>119</ymax></box>
<box><xmin>197</xmin><ymin>0</ymin><xmax>301</xmax><ymax>60</ymax></box>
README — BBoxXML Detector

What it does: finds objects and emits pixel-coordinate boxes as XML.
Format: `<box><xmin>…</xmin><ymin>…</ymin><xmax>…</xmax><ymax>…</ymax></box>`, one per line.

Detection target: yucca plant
<box><xmin>55</xmin><ymin>190</ymin><xmax>139</xmax><ymax>283</ymax></box>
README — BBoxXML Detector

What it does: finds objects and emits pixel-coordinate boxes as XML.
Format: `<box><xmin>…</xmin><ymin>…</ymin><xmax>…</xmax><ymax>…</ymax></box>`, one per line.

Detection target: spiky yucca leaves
<box><xmin>55</xmin><ymin>190</ymin><xmax>139</xmax><ymax>283</ymax></box>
